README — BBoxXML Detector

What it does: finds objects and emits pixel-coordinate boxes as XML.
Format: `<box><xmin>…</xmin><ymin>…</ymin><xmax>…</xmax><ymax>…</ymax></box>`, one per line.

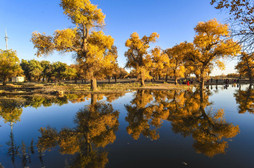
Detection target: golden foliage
<box><xmin>236</xmin><ymin>52</ymin><xmax>254</xmax><ymax>81</ymax></box>
<box><xmin>187</xmin><ymin>19</ymin><xmax>241</xmax><ymax>87</ymax></box>
<box><xmin>150</xmin><ymin>47</ymin><xmax>170</xmax><ymax>79</ymax></box>
<box><xmin>31</xmin><ymin>0</ymin><xmax>116</xmax><ymax>91</ymax></box>
<box><xmin>234</xmin><ymin>85</ymin><xmax>254</xmax><ymax>114</ymax></box>
<box><xmin>0</xmin><ymin>50</ymin><xmax>23</xmax><ymax>85</ymax></box>
<box><xmin>165</xmin><ymin>42</ymin><xmax>193</xmax><ymax>84</ymax></box>
<box><xmin>60</xmin><ymin>0</ymin><xmax>105</xmax><ymax>27</ymax></box>
<box><xmin>125</xmin><ymin>32</ymin><xmax>159</xmax><ymax>86</ymax></box>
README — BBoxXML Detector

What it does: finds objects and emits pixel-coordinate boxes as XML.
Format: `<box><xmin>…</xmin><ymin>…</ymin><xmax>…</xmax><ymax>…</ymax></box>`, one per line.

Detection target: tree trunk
<box><xmin>174</xmin><ymin>70</ymin><xmax>178</xmax><ymax>85</ymax></box>
<box><xmin>200</xmin><ymin>71</ymin><xmax>205</xmax><ymax>90</ymax></box>
<box><xmin>108</xmin><ymin>77</ymin><xmax>110</xmax><ymax>84</ymax></box>
<box><xmin>90</xmin><ymin>93</ymin><xmax>98</xmax><ymax>113</ymax></box>
<box><xmin>141</xmin><ymin>78</ymin><xmax>145</xmax><ymax>87</ymax></box>
<box><xmin>91</xmin><ymin>78</ymin><xmax>98</xmax><ymax>91</ymax></box>
<box><xmin>91</xmin><ymin>94</ymin><xmax>97</xmax><ymax>106</ymax></box>
<box><xmin>140</xmin><ymin>70</ymin><xmax>145</xmax><ymax>87</ymax></box>
<box><xmin>248</xmin><ymin>71</ymin><xmax>253</xmax><ymax>84</ymax></box>
<box><xmin>114</xmin><ymin>76</ymin><xmax>117</xmax><ymax>83</ymax></box>
<box><xmin>165</xmin><ymin>75</ymin><xmax>168</xmax><ymax>82</ymax></box>
<box><xmin>174</xmin><ymin>77</ymin><xmax>178</xmax><ymax>85</ymax></box>
<box><xmin>2</xmin><ymin>77</ymin><xmax>7</xmax><ymax>86</ymax></box>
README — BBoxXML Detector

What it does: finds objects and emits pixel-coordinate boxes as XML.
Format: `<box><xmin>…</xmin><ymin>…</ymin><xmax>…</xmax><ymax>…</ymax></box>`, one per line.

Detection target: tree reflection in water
<box><xmin>169</xmin><ymin>89</ymin><xmax>239</xmax><ymax>157</ymax></box>
<box><xmin>0</xmin><ymin>93</ymin><xmax>122</xmax><ymax>168</ymax></box>
<box><xmin>0</xmin><ymin>88</ymin><xmax>244</xmax><ymax>167</ymax></box>
<box><xmin>234</xmin><ymin>85</ymin><xmax>254</xmax><ymax>114</ymax></box>
<box><xmin>37</xmin><ymin>93</ymin><xmax>120</xmax><ymax>168</ymax></box>
<box><xmin>0</xmin><ymin>99</ymin><xmax>23</xmax><ymax>167</ymax></box>
<box><xmin>125</xmin><ymin>89</ymin><xmax>240</xmax><ymax>157</ymax></box>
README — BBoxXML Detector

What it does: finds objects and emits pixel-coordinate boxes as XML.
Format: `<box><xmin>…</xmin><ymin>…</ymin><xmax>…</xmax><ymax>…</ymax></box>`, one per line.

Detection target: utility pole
<box><xmin>4</xmin><ymin>30</ymin><xmax>8</xmax><ymax>50</ymax></box>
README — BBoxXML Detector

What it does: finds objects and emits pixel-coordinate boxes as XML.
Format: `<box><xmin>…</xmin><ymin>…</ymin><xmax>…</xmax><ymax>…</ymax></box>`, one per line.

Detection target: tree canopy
<box><xmin>0</xmin><ymin>50</ymin><xmax>23</xmax><ymax>85</ymax></box>
<box><xmin>187</xmin><ymin>19</ymin><xmax>241</xmax><ymax>89</ymax></box>
<box><xmin>31</xmin><ymin>0</ymin><xmax>117</xmax><ymax>91</ymax></box>
<box><xmin>125</xmin><ymin>32</ymin><xmax>159</xmax><ymax>86</ymax></box>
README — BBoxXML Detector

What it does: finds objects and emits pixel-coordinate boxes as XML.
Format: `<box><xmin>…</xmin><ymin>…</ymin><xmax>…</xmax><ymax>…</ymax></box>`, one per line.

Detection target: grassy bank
<box><xmin>0</xmin><ymin>82</ymin><xmax>193</xmax><ymax>96</ymax></box>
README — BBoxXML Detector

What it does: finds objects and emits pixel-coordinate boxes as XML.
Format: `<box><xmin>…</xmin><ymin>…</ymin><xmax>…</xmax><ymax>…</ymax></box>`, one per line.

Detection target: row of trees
<box><xmin>1</xmin><ymin>0</ymin><xmax>253</xmax><ymax>89</ymax></box>
<box><xmin>21</xmin><ymin>60</ymin><xmax>76</xmax><ymax>82</ymax></box>
<box><xmin>30</xmin><ymin>0</ymin><xmax>252</xmax><ymax>91</ymax></box>
<box><xmin>0</xmin><ymin>49</ymin><xmax>128</xmax><ymax>85</ymax></box>
<box><xmin>20</xmin><ymin>59</ymin><xmax>127</xmax><ymax>83</ymax></box>
<box><xmin>125</xmin><ymin>19</ymin><xmax>241</xmax><ymax>89</ymax></box>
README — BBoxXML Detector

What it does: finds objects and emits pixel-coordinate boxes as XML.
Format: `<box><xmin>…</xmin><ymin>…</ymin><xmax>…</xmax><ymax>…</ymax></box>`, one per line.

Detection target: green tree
<box><xmin>20</xmin><ymin>59</ymin><xmax>31</xmax><ymax>81</ymax></box>
<box><xmin>0</xmin><ymin>50</ymin><xmax>23</xmax><ymax>85</ymax></box>
<box><xmin>63</xmin><ymin>66</ymin><xmax>77</xmax><ymax>80</ymax></box>
<box><xmin>52</xmin><ymin>62</ymin><xmax>67</xmax><ymax>82</ymax></box>
<box><xmin>20</xmin><ymin>59</ymin><xmax>43</xmax><ymax>82</ymax></box>
<box><xmin>28</xmin><ymin>59</ymin><xmax>43</xmax><ymax>81</ymax></box>
<box><xmin>40</xmin><ymin>60</ymin><xmax>51</xmax><ymax>82</ymax></box>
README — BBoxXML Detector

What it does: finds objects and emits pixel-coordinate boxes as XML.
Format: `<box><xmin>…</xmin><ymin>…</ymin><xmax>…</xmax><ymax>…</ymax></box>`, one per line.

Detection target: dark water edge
<box><xmin>0</xmin><ymin>84</ymin><xmax>253</xmax><ymax>168</ymax></box>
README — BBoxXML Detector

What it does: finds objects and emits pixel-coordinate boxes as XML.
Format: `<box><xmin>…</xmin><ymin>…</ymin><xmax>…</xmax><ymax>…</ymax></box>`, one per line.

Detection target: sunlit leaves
<box><xmin>165</xmin><ymin>42</ymin><xmax>193</xmax><ymax>84</ymax></box>
<box><xmin>54</xmin><ymin>28</ymin><xmax>78</xmax><ymax>52</ymax></box>
<box><xmin>187</xmin><ymin>19</ymin><xmax>241</xmax><ymax>87</ymax></box>
<box><xmin>0</xmin><ymin>50</ymin><xmax>23</xmax><ymax>85</ymax></box>
<box><xmin>31</xmin><ymin>0</ymin><xmax>116</xmax><ymax>91</ymax></box>
<box><xmin>60</xmin><ymin>0</ymin><xmax>105</xmax><ymax>27</ymax></box>
<box><xmin>236</xmin><ymin>52</ymin><xmax>254</xmax><ymax>82</ymax></box>
<box><xmin>234</xmin><ymin>85</ymin><xmax>254</xmax><ymax>114</ymax></box>
<box><xmin>125</xmin><ymin>32</ymin><xmax>159</xmax><ymax>86</ymax></box>
<box><xmin>150</xmin><ymin>47</ymin><xmax>169</xmax><ymax>79</ymax></box>
<box><xmin>31</xmin><ymin>32</ymin><xmax>54</xmax><ymax>57</ymax></box>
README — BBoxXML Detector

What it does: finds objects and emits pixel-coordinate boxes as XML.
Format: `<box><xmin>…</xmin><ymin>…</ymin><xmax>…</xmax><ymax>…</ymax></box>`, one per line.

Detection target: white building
<box><xmin>12</xmin><ymin>76</ymin><xmax>25</xmax><ymax>83</ymax></box>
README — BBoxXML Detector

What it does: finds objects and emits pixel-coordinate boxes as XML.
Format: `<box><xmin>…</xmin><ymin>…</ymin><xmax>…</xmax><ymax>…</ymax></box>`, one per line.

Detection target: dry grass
<box><xmin>0</xmin><ymin>82</ymin><xmax>192</xmax><ymax>96</ymax></box>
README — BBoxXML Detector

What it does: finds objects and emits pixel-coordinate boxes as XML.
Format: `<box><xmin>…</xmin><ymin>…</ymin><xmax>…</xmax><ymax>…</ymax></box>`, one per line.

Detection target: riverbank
<box><xmin>0</xmin><ymin>82</ymin><xmax>193</xmax><ymax>97</ymax></box>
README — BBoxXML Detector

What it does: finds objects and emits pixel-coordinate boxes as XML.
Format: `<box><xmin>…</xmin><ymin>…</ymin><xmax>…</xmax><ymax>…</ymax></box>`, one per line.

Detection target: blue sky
<box><xmin>0</xmin><ymin>0</ymin><xmax>237</xmax><ymax>75</ymax></box>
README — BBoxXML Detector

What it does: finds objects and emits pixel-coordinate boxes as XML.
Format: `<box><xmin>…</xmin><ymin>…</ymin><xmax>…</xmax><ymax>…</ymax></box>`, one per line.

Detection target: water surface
<box><xmin>0</xmin><ymin>85</ymin><xmax>253</xmax><ymax>168</ymax></box>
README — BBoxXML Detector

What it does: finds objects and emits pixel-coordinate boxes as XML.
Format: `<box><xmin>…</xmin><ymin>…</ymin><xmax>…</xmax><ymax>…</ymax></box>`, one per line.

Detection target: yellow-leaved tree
<box><xmin>0</xmin><ymin>50</ymin><xmax>23</xmax><ymax>86</ymax></box>
<box><xmin>31</xmin><ymin>0</ymin><xmax>117</xmax><ymax>91</ymax></box>
<box><xmin>236</xmin><ymin>52</ymin><xmax>254</xmax><ymax>84</ymax></box>
<box><xmin>187</xmin><ymin>19</ymin><xmax>241</xmax><ymax>89</ymax></box>
<box><xmin>165</xmin><ymin>42</ymin><xmax>193</xmax><ymax>84</ymax></box>
<box><xmin>125</xmin><ymin>32</ymin><xmax>159</xmax><ymax>86</ymax></box>
<box><xmin>150</xmin><ymin>47</ymin><xmax>170</xmax><ymax>80</ymax></box>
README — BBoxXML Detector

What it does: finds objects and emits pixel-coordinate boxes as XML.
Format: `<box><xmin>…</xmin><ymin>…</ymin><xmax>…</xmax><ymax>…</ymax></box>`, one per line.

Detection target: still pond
<box><xmin>0</xmin><ymin>84</ymin><xmax>253</xmax><ymax>168</ymax></box>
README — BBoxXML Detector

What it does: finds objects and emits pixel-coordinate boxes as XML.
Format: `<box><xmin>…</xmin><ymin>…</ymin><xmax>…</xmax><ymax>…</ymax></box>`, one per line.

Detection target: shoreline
<box><xmin>0</xmin><ymin>81</ymin><xmax>252</xmax><ymax>97</ymax></box>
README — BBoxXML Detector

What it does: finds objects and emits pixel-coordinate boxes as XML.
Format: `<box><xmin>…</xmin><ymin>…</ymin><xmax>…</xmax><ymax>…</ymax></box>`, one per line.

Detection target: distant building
<box><xmin>12</xmin><ymin>76</ymin><xmax>25</xmax><ymax>83</ymax></box>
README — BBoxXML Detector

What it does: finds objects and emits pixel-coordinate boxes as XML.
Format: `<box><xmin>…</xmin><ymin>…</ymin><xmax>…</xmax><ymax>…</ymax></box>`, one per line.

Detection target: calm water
<box><xmin>0</xmin><ymin>85</ymin><xmax>253</xmax><ymax>168</ymax></box>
